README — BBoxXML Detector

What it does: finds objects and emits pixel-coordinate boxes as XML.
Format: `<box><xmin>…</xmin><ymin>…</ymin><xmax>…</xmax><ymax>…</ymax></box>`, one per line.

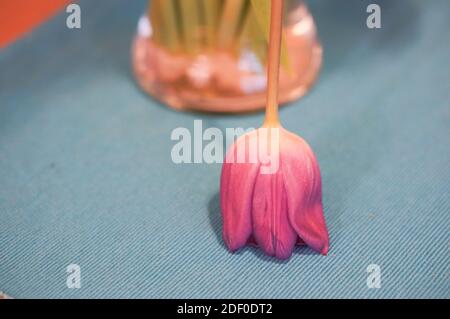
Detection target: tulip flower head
<box><xmin>220</xmin><ymin>126</ymin><xmax>329</xmax><ymax>259</ymax></box>
<box><xmin>220</xmin><ymin>0</ymin><xmax>329</xmax><ymax>259</ymax></box>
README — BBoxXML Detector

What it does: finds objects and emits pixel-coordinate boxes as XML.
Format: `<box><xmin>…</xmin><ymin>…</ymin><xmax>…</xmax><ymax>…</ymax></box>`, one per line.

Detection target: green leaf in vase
<box><xmin>240</xmin><ymin>6</ymin><xmax>268</xmax><ymax>65</ymax></box>
<box><xmin>153</xmin><ymin>0</ymin><xmax>181</xmax><ymax>52</ymax></box>
<box><xmin>200</xmin><ymin>0</ymin><xmax>221</xmax><ymax>48</ymax></box>
<box><xmin>178</xmin><ymin>0</ymin><xmax>203</xmax><ymax>54</ymax></box>
<box><xmin>148</xmin><ymin>0</ymin><xmax>162</xmax><ymax>45</ymax></box>
<box><xmin>218</xmin><ymin>0</ymin><xmax>248</xmax><ymax>49</ymax></box>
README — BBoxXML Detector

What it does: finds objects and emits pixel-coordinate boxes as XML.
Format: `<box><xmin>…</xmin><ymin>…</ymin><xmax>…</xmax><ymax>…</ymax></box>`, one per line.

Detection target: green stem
<box><xmin>200</xmin><ymin>0</ymin><xmax>220</xmax><ymax>48</ymax></box>
<box><xmin>218</xmin><ymin>0</ymin><xmax>247</xmax><ymax>49</ymax></box>
<box><xmin>178</xmin><ymin>0</ymin><xmax>202</xmax><ymax>54</ymax></box>
<box><xmin>160</xmin><ymin>0</ymin><xmax>181</xmax><ymax>52</ymax></box>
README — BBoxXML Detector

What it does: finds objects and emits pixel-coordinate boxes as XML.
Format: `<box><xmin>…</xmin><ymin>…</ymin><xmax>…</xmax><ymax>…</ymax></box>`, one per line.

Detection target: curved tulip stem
<box><xmin>263</xmin><ymin>0</ymin><xmax>284</xmax><ymax>128</ymax></box>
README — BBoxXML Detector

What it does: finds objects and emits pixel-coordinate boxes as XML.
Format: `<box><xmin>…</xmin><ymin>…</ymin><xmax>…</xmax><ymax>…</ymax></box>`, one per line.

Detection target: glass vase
<box><xmin>132</xmin><ymin>0</ymin><xmax>322</xmax><ymax>113</ymax></box>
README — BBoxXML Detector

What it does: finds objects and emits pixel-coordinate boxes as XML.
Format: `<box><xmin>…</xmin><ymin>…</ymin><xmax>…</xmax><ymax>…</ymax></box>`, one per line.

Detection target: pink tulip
<box><xmin>220</xmin><ymin>127</ymin><xmax>329</xmax><ymax>259</ymax></box>
<box><xmin>220</xmin><ymin>0</ymin><xmax>329</xmax><ymax>259</ymax></box>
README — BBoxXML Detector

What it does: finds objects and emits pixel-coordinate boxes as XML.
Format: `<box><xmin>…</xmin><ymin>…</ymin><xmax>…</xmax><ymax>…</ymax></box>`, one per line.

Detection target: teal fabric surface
<box><xmin>0</xmin><ymin>0</ymin><xmax>449</xmax><ymax>298</ymax></box>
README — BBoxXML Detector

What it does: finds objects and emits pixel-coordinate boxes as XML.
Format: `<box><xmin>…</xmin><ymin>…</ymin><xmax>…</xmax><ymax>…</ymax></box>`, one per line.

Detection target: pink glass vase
<box><xmin>132</xmin><ymin>0</ymin><xmax>322</xmax><ymax>113</ymax></box>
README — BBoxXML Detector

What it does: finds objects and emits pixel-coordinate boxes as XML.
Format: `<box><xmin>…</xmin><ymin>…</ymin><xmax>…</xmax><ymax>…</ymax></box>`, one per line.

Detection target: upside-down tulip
<box><xmin>220</xmin><ymin>127</ymin><xmax>329</xmax><ymax>259</ymax></box>
<box><xmin>220</xmin><ymin>0</ymin><xmax>329</xmax><ymax>259</ymax></box>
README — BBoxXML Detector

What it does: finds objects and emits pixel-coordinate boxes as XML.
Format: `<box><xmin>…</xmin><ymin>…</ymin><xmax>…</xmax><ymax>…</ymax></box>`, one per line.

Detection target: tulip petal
<box><xmin>281</xmin><ymin>130</ymin><xmax>329</xmax><ymax>255</ymax></box>
<box><xmin>220</xmin><ymin>131</ymin><xmax>260</xmax><ymax>252</ymax></box>
<box><xmin>252</xmin><ymin>166</ymin><xmax>297</xmax><ymax>259</ymax></box>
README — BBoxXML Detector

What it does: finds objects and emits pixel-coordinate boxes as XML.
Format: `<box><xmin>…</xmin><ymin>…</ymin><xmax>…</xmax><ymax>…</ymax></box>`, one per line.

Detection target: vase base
<box><xmin>132</xmin><ymin>5</ymin><xmax>322</xmax><ymax>113</ymax></box>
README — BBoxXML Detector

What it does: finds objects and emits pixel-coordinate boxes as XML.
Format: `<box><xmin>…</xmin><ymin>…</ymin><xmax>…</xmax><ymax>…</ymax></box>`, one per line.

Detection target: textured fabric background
<box><xmin>0</xmin><ymin>0</ymin><xmax>449</xmax><ymax>298</ymax></box>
